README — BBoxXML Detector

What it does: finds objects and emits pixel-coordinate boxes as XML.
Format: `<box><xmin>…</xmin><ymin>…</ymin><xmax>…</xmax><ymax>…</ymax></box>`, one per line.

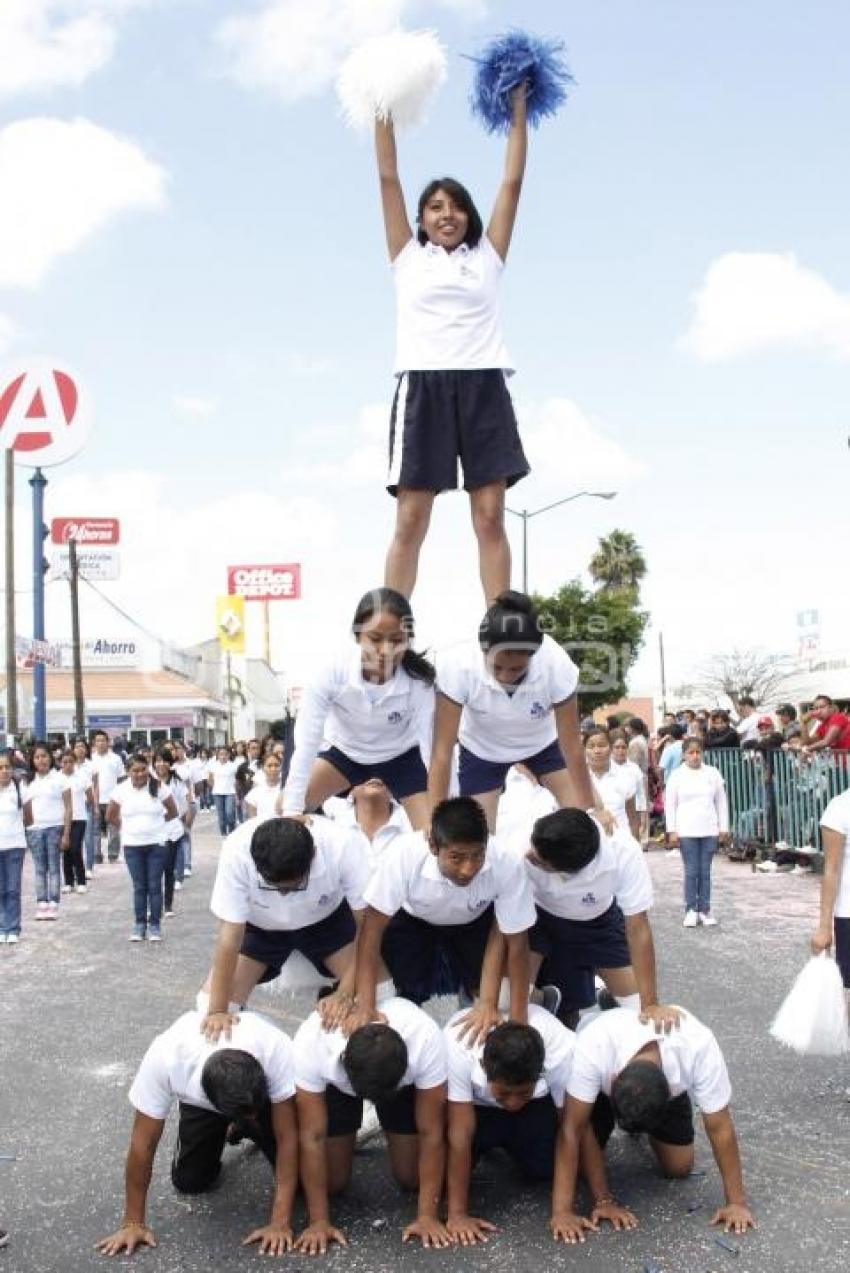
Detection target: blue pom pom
<box><xmin>468</xmin><ymin>29</ymin><xmax>574</xmax><ymax>135</ymax></box>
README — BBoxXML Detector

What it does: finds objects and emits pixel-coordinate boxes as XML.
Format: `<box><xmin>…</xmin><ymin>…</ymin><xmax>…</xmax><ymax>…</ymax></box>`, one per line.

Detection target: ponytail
<box><xmin>351</xmin><ymin>587</ymin><xmax>435</xmax><ymax>686</ymax></box>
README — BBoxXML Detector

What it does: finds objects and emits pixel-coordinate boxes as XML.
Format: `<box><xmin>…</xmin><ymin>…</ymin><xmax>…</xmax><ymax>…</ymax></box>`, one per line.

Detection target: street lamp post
<box><xmin>505</xmin><ymin>491</ymin><xmax>617</xmax><ymax>593</ymax></box>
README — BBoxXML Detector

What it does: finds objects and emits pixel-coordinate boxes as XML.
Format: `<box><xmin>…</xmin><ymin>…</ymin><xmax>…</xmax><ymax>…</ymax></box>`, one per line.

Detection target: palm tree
<box><xmin>589</xmin><ymin>530</ymin><xmax>647</xmax><ymax>593</ymax></box>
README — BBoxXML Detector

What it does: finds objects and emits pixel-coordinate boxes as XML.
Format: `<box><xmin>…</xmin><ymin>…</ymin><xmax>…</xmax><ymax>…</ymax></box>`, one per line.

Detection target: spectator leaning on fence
<box><xmin>734</xmin><ymin>698</ymin><xmax>761</xmax><ymax>746</ymax></box>
<box><xmin>776</xmin><ymin>704</ymin><xmax>801</xmax><ymax>744</ymax></box>
<box><xmin>800</xmin><ymin>695</ymin><xmax>850</xmax><ymax>754</ymax></box>
<box><xmin>705</xmin><ymin>711</ymin><xmax>740</xmax><ymax>752</ymax></box>
<box><xmin>811</xmin><ymin>785</ymin><xmax>850</xmax><ymax>997</ymax></box>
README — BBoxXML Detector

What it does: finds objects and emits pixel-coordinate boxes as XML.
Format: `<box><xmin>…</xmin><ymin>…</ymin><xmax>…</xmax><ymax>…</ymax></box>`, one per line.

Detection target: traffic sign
<box><xmin>0</xmin><ymin>361</ymin><xmax>90</xmax><ymax>467</ymax></box>
<box><xmin>51</xmin><ymin>517</ymin><xmax>119</xmax><ymax>545</ymax></box>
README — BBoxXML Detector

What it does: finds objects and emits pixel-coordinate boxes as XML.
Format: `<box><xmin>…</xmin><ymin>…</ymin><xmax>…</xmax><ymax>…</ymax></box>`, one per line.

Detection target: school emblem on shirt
<box><xmin>529</xmin><ymin>702</ymin><xmax>547</xmax><ymax>719</ymax></box>
<box><xmin>581</xmin><ymin>892</ymin><xmax>596</xmax><ymax>906</ymax></box>
<box><xmin>467</xmin><ymin>897</ymin><xmax>489</xmax><ymax>913</ymax></box>
<box><xmin>387</xmin><ymin>710</ymin><xmax>404</xmax><ymax>725</ymax></box>
<box><xmin>317</xmin><ymin>894</ymin><xmax>330</xmax><ymax>907</ymax></box>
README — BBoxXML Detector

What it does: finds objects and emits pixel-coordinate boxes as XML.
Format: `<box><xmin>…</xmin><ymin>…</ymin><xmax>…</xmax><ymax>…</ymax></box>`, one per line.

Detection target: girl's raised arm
<box><xmin>375</xmin><ymin>118</ymin><xmax>413</xmax><ymax>261</ymax></box>
<box><xmin>487</xmin><ymin>84</ymin><xmax>528</xmax><ymax>262</ymax></box>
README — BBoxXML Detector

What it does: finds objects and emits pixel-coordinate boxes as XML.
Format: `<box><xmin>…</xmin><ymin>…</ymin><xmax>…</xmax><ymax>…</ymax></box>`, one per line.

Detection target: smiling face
<box><xmin>419</xmin><ymin>186</ymin><xmax>469</xmax><ymax>252</ymax></box>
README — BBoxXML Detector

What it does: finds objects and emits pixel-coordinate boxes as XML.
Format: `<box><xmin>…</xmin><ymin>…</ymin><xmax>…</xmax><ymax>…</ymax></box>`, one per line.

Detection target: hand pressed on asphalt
<box><xmin>95</xmin><ymin>1224</ymin><xmax>157</xmax><ymax>1256</ymax></box>
<box><xmin>711</xmin><ymin>1203</ymin><xmax>757</xmax><ymax>1234</ymax></box>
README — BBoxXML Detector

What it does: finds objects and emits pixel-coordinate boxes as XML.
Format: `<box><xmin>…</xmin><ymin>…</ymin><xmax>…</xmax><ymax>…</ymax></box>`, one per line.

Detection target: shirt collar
<box><xmin>423</xmin><ymin>241</ymin><xmax>470</xmax><ymax>259</ymax></box>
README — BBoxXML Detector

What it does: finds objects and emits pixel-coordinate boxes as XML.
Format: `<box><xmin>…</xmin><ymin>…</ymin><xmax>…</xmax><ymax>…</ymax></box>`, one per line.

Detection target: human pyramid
<box><xmin>96</xmin><ymin>30</ymin><xmax>756</xmax><ymax>1259</ymax></box>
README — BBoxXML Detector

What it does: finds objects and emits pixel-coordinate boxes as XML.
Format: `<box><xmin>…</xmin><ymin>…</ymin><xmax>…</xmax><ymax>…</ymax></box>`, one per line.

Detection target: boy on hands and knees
<box><xmin>352</xmin><ymin>797</ymin><xmax>537</xmax><ymax>1045</ymax></box>
<box><xmin>294</xmin><ymin>997</ymin><xmax>450</xmax><ymax>1251</ymax></box>
<box><xmin>550</xmin><ymin>1007</ymin><xmax>756</xmax><ymax>1245</ymax></box>
<box><xmin>200</xmin><ymin>817</ymin><xmax>369</xmax><ymax>1043</ymax></box>
<box><xmin>96</xmin><ymin>1010</ymin><xmax>300</xmax><ymax>1257</ymax></box>
<box><xmin>524</xmin><ymin>809</ymin><xmax>679</xmax><ymax>1031</ymax></box>
<box><xmin>443</xmin><ymin>1008</ymin><xmax>629</xmax><ymax>1246</ymax></box>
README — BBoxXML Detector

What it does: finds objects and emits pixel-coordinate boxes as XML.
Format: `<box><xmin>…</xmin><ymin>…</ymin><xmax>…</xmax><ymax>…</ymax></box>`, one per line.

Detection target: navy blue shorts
<box><xmin>472</xmin><ymin>1093</ymin><xmax>614</xmax><ymax>1181</ymax></box>
<box><xmin>835</xmin><ymin>917</ymin><xmax>850</xmax><ymax>988</ymax></box>
<box><xmin>387</xmin><ymin>369</ymin><xmax>529</xmax><ymax>496</ymax></box>
<box><xmin>381</xmin><ymin>905</ymin><xmax>493</xmax><ymax>1004</ymax></box>
<box><xmin>324</xmin><ymin>1083</ymin><xmax>417</xmax><ymax>1138</ymax></box>
<box><xmin>530</xmin><ymin>902</ymin><xmax>631</xmax><ymax>1011</ymax></box>
<box><xmin>241</xmin><ymin>901</ymin><xmax>356</xmax><ymax>981</ymax></box>
<box><xmin>317</xmin><ymin>745</ymin><xmax>426</xmax><ymax>803</ymax></box>
<box><xmin>458</xmin><ymin>739</ymin><xmax>566</xmax><ymax>797</ymax></box>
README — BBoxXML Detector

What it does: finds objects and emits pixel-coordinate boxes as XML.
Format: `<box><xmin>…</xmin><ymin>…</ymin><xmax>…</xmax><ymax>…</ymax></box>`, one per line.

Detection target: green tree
<box><xmin>532</xmin><ymin>579</ymin><xmax>649</xmax><ymax>714</ymax></box>
<box><xmin>589</xmin><ymin>529</ymin><xmax>647</xmax><ymax>593</ymax></box>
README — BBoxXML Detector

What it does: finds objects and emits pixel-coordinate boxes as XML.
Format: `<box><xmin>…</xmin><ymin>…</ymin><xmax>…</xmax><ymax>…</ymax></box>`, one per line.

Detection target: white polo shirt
<box><xmin>437</xmin><ymin>636</ymin><xmax>579</xmax><ymax>763</ymax></box>
<box><xmin>364</xmin><ymin>830</ymin><xmax>536</xmax><ymax>934</ymax></box>
<box><xmin>495</xmin><ymin>767</ymin><xmax>557</xmax><ymax>843</ymax></box>
<box><xmin>210</xmin><ymin>816</ymin><xmax>369</xmax><ymax>932</ymax></box>
<box><xmin>568</xmin><ymin>1008</ymin><xmax>732</xmax><ymax>1115</ymax></box>
<box><xmin>111</xmin><ymin>780</ymin><xmax>171</xmax><ymax>846</ymax></box>
<box><xmin>209</xmin><ymin>759</ymin><xmax>238</xmax><ymax>796</ymax></box>
<box><xmin>283</xmin><ymin>646</ymin><xmax>435</xmax><ymax>815</ymax></box>
<box><xmin>62</xmin><ymin>768</ymin><xmax>91</xmax><ymax>821</ymax></box>
<box><xmin>24</xmin><ymin>770</ymin><xmax>67</xmax><ymax>829</ymax></box>
<box><xmin>0</xmin><ymin>783</ymin><xmax>27</xmax><ymax>850</ymax></box>
<box><xmin>91</xmin><ymin>749</ymin><xmax>126</xmax><ymax>802</ymax></box>
<box><xmin>128</xmin><ymin>1010</ymin><xmax>295</xmax><ymax>1119</ymax></box>
<box><xmin>525</xmin><ymin>822</ymin><xmax>653</xmax><ymax>921</ymax></box>
<box><xmin>393</xmin><ymin>235</ymin><xmax>513</xmax><ymax>375</ymax></box>
<box><xmin>820</xmin><ymin>789</ymin><xmax>850</xmax><ymax>917</ymax></box>
<box><xmin>245</xmin><ymin>781</ymin><xmax>284</xmax><ymax>819</ymax></box>
<box><xmin>445</xmin><ymin>1005</ymin><xmax>576</xmax><ymax>1109</ymax></box>
<box><xmin>323</xmin><ymin>794</ymin><xmax>411</xmax><ymax>872</ymax></box>
<box><xmin>294</xmin><ymin>996</ymin><xmax>447</xmax><ymax>1097</ymax></box>
<box><xmin>592</xmin><ymin>764</ymin><xmax>641</xmax><ymax>832</ymax></box>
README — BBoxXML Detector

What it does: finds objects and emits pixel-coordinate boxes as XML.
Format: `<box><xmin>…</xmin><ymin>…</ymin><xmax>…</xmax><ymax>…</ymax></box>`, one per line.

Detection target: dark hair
<box><xmin>60</xmin><ymin>748</ymin><xmax>75</xmax><ymax>762</ymax></box>
<box><xmin>670</xmin><ymin>724</ymin><xmax>686</xmax><ymax>740</ymax></box>
<box><xmin>351</xmin><ymin>588</ymin><xmax>435</xmax><ymax>685</ymax></box>
<box><xmin>776</xmin><ymin>703</ymin><xmax>797</xmax><ymax>720</ymax></box>
<box><xmin>250</xmin><ymin>818</ymin><xmax>314</xmax><ymax>883</ymax></box>
<box><xmin>611</xmin><ymin>1060</ymin><xmax>671</xmax><ymax>1133</ymax></box>
<box><xmin>738</xmin><ymin>696</ymin><xmax>756</xmax><ymax>708</ymax></box>
<box><xmin>416</xmin><ymin>177</ymin><xmax>483</xmax><ymax>249</ymax></box>
<box><xmin>813</xmin><ymin>693</ymin><xmax>834</xmax><ymax>707</ymax></box>
<box><xmin>626</xmin><ymin>716</ymin><xmax>649</xmax><ymax>738</ymax></box>
<box><xmin>200</xmin><ymin>1049</ymin><xmax>269</xmax><ymax>1120</ymax></box>
<box><xmin>482</xmin><ymin>1023</ymin><xmax>545</xmax><ymax>1088</ymax></box>
<box><xmin>129</xmin><ymin>751</ymin><xmax>159</xmax><ymax>799</ymax></box>
<box><xmin>92</xmin><ymin>729</ymin><xmax>109</xmax><ymax>741</ymax></box>
<box><xmin>28</xmin><ymin>740</ymin><xmax>54</xmax><ymax>779</ymax></box>
<box><xmin>342</xmin><ymin>1023</ymin><xmax>408</xmax><ymax>1101</ymax></box>
<box><xmin>73</xmin><ymin>737</ymin><xmax>91</xmax><ymax>757</ymax></box>
<box><xmin>0</xmin><ymin>750</ymin><xmax>23</xmax><ymax>807</ymax></box>
<box><xmin>682</xmin><ymin>736</ymin><xmax>704</xmax><ymax>752</ymax></box>
<box><xmin>478</xmin><ymin>591</ymin><xmax>544</xmax><ymax>654</ymax></box>
<box><xmin>709</xmin><ymin>709</ymin><xmax>729</xmax><ymax>723</ymax></box>
<box><xmin>584</xmin><ymin>726</ymin><xmax>611</xmax><ymax>748</ymax></box>
<box><xmin>531</xmin><ymin>809</ymin><xmax>600</xmax><ymax>873</ymax></box>
<box><xmin>431</xmin><ymin>797</ymin><xmax>488</xmax><ymax>850</ymax></box>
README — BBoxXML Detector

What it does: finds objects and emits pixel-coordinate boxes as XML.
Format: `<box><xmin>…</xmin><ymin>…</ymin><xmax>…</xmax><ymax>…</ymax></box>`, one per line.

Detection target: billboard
<box><xmin>216</xmin><ymin>595</ymin><xmax>245</xmax><ymax>654</ymax></box>
<box><xmin>51</xmin><ymin>518</ymin><xmax>120</xmax><ymax>545</ymax></box>
<box><xmin>50</xmin><ymin>547</ymin><xmax>120</xmax><ymax>581</ymax></box>
<box><xmin>227</xmin><ymin>563</ymin><xmax>301</xmax><ymax>601</ymax></box>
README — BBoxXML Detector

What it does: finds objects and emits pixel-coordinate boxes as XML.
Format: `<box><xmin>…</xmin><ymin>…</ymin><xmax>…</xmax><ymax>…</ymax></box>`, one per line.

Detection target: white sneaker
<box><xmin>756</xmin><ymin>860</ymin><xmax>778</xmax><ymax>873</ymax></box>
<box><xmin>0</xmin><ymin>934</ymin><xmax>6</xmax><ymax>944</ymax></box>
<box><xmin>791</xmin><ymin>864</ymin><xmax>812</xmax><ymax>875</ymax></box>
<box><xmin>174</xmin><ymin>880</ymin><xmax>182</xmax><ymax>891</ymax></box>
<box><xmin>61</xmin><ymin>885</ymin><xmax>72</xmax><ymax>894</ymax></box>
<box><xmin>6</xmin><ymin>933</ymin><xmax>19</xmax><ymax>945</ymax></box>
<box><xmin>76</xmin><ymin>884</ymin><xmax>88</xmax><ymax>894</ymax></box>
<box><xmin>183</xmin><ymin>866</ymin><xmax>192</xmax><ymax>877</ymax></box>
<box><xmin>35</xmin><ymin>902</ymin><xmax>49</xmax><ymax>920</ymax></box>
<box><xmin>699</xmin><ymin>913</ymin><xmax>718</xmax><ymax>927</ymax></box>
<box><xmin>46</xmin><ymin>902</ymin><xmax>59</xmax><ymax>920</ymax></box>
<box><xmin>683</xmin><ymin>910</ymin><xmax>699</xmax><ymax>928</ymax></box>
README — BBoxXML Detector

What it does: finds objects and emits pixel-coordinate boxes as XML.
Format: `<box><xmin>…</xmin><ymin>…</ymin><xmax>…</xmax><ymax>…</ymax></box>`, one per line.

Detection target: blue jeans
<box><xmin>213</xmin><ymin>794</ymin><xmax>236</xmax><ymax>836</ymax></box>
<box><xmin>679</xmin><ymin>836</ymin><xmax>717</xmax><ymax>914</ymax></box>
<box><xmin>84</xmin><ymin>805</ymin><xmax>97</xmax><ymax>871</ymax></box>
<box><xmin>27</xmin><ymin>825</ymin><xmax>63</xmax><ymax>904</ymax></box>
<box><xmin>0</xmin><ymin>848</ymin><xmax>26</xmax><ymax>935</ymax></box>
<box><xmin>124</xmin><ymin>843</ymin><xmax>167</xmax><ymax>929</ymax></box>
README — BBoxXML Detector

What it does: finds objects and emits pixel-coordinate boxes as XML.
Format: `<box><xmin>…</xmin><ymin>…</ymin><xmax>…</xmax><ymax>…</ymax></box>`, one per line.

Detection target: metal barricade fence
<box><xmin>705</xmin><ymin>748</ymin><xmax>849</xmax><ymax>852</ymax></box>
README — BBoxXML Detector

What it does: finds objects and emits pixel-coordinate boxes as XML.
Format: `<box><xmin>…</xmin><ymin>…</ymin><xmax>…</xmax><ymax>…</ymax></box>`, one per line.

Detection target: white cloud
<box><xmin>0</xmin><ymin>1</ymin><xmax>151</xmax><ymax>95</ymax></box>
<box><xmin>681</xmin><ymin>251</ymin><xmax>850</xmax><ymax>362</ymax></box>
<box><xmin>173</xmin><ymin>395</ymin><xmax>217</xmax><ymax>419</ymax></box>
<box><xmin>518</xmin><ymin>398</ymin><xmax>647</xmax><ymax>494</ymax></box>
<box><xmin>0</xmin><ymin>117</ymin><xmax>167</xmax><ymax>288</ymax></box>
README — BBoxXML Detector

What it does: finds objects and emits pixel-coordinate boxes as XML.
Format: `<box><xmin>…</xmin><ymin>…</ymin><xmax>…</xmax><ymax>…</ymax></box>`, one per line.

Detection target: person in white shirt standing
<box><xmin>429</xmin><ymin>592</ymin><xmax>596</xmax><ymax>831</ymax></box>
<box><xmin>59</xmin><ymin>748</ymin><xmax>93</xmax><ymax>893</ymax></box>
<box><xmin>72</xmin><ymin>737</ymin><xmax>97</xmax><ymax>877</ymax></box>
<box><xmin>551</xmin><ymin>1007</ymin><xmax>755</xmax><ymax>1244</ymax></box>
<box><xmin>107</xmin><ymin>753</ymin><xmax>178</xmax><ymax>942</ymax></box>
<box><xmin>283</xmin><ymin>589</ymin><xmax>434</xmax><ymax>831</ymax></box>
<box><xmin>734</xmin><ymin>696</ymin><xmax>761</xmax><ymax>746</ymax></box>
<box><xmin>90</xmin><ymin>730</ymin><xmax>126</xmax><ymax>863</ymax></box>
<box><xmin>244</xmin><ymin>751</ymin><xmax>285</xmax><ymax>821</ymax></box>
<box><xmin>96</xmin><ymin>1009</ymin><xmax>300</xmax><ymax>1258</ymax></box>
<box><xmin>811</xmin><ymin>787</ymin><xmax>850</xmax><ymax>995</ymax></box>
<box><xmin>664</xmin><ymin>737</ymin><xmax>730</xmax><ymax>928</ymax></box>
<box><xmin>376</xmin><ymin>86</ymin><xmax>530</xmax><ymax>603</ymax></box>
<box><xmin>23</xmin><ymin>742</ymin><xmax>72</xmax><ymax>920</ymax></box>
<box><xmin>171</xmin><ymin>740</ymin><xmax>196</xmax><ymax>876</ymax></box>
<box><xmin>0</xmin><ymin>750</ymin><xmax>32</xmax><ymax>944</ymax></box>
<box><xmin>584</xmin><ymin>728</ymin><xmax>641</xmax><ymax>841</ymax></box>
<box><xmin>208</xmin><ymin>746</ymin><xmax>238</xmax><ymax>837</ymax></box>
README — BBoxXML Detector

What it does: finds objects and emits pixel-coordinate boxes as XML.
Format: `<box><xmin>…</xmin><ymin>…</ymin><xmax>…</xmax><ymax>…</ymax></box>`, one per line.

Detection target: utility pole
<box><xmin>225</xmin><ymin>651</ymin><xmax>234</xmax><ymax>739</ymax></box>
<box><xmin>68</xmin><ymin>538</ymin><xmax>85</xmax><ymax>735</ymax></box>
<box><xmin>4</xmin><ymin>449</ymin><xmax>17</xmax><ymax>739</ymax></box>
<box><xmin>29</xmin><ymin>467</ymin><xmax>48</xmax><ymax>739</ymax></box>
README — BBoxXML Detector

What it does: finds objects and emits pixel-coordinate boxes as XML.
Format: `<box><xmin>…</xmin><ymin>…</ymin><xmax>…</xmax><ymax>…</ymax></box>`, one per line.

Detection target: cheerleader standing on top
<box><xmin>376</xmin><ymin>85</ymin><xmax>530</xmax><ymax>602</ymax></box>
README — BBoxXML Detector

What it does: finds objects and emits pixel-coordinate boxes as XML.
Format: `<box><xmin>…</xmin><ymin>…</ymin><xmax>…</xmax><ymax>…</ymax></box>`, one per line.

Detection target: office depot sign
<box><xmin>51</xmin><ymin>517</ymin><xmax>120</xmax><ymax>545</ymax></box>
<box><xmin>227</xmin><ymin>563</ymin><xmax>301</xmax><ymax>601</ymax></box>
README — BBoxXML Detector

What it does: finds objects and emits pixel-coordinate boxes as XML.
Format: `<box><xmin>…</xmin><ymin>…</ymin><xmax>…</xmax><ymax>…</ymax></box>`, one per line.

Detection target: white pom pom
<box><xmin>336</xmin><ymin>29</ymin><xmax>447</xmax><ymax>132</ymax></box>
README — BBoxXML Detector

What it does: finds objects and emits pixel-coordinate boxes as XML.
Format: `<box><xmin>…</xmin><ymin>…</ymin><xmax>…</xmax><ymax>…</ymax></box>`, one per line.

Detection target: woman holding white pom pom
<box><xmin>376</xmin><ymin>84</ymin><xmax>530</xmax><ymax>603</ymax></box>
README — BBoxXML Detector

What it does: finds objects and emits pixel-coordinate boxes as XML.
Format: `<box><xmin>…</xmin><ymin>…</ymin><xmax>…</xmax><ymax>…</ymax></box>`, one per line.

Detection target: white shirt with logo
<box><xmin>446</xmin><ymin>1005</ymin><xmax>576</xmax><ymax>1109</ymax></box>
<box><xmin>592</xmin><ymin>764</ymin><xmax>642</xmax><ymax>833</ymax></box>
<box><xmin>283</xmin><ymin>647</ymin><xmax>434</xmax><ymax>815</ymax></box>
<box><xmin>437</xmin><ymin>636</ymin><xmax>579</xmax><ymax>763</ymax></box>
<box><xmin>364</xmin><ymin>830</ymin><xmax>536</xmax><ymax>935</ymax></box>
<box><xmin>129</xmin><ymin>1010</ymin><xmax>295</xmax><ymax>1119</ymax></box>
<box><xmin>568</xmin><ymin>1008</ymin><xmax>732</xmax><ymax>1115</ymax></box>
<box><xmin>393</xmin><ymin>236</ymin><xmax>513</xmax><ymax>374</ymax></box>
<box><xmin>525</xmin><ymin>822</ymin><xmax>653</xmax><ymax>921</ymax></box>
<box><xmin>210</xmin><ymin>816</ymin><xmax>369</xmax><ymax>932</ymax></box>
<box><xmin>294</xmin><ymin>997</ymin><xmax>447</xmax><ymax>1097</ymax></box>
<box><xmin>323</xmin><ymin>795</ymin><xmax>412</xmax><ymax>873</ymax></box>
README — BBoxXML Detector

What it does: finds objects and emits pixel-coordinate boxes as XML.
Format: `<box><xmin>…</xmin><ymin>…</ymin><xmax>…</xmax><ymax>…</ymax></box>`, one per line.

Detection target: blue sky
<box><xmin>2</xmin><ymin>0</ymin><xmax>849</xmax><ymax>702</ymax></box>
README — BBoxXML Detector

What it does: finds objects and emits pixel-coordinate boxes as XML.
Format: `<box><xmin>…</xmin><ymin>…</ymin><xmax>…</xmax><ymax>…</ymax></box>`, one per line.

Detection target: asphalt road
<box><xmin>1</xmin><ymin>813</ymin><xmax>849</xmax><ymax>1273</ymax></box>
